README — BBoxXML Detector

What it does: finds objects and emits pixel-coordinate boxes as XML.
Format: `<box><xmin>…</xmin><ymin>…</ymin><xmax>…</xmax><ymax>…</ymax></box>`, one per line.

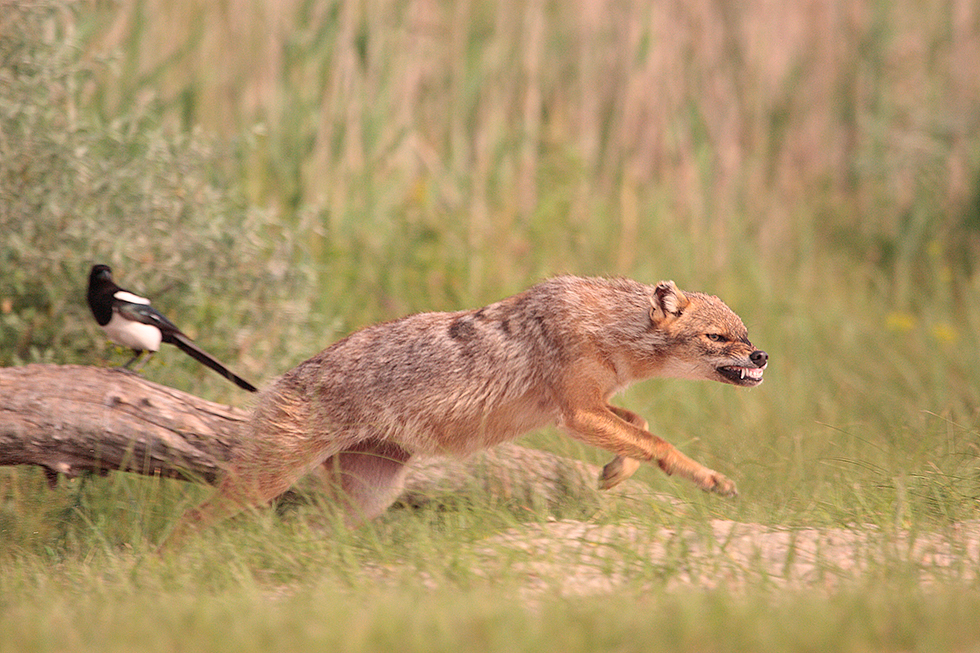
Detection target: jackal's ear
<box><xmin>650</xmin><ymin>280</ymin><xmax>690</xmax><ymax>323</ymax></box>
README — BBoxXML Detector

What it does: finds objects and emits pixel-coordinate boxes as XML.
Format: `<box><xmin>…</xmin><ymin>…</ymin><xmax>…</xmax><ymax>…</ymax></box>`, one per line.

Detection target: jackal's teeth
<box><xmin>719</xmin><ymin>365</ymin><xmax>764</xmax><ymax>383</ymax></box>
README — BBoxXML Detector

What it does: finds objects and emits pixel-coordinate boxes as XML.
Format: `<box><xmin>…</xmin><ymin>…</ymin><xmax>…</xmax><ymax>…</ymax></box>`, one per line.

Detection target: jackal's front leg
<box><xmin>599</xmin><ymin>406</ymin><xmax>645</xmax><ymax>490</ymax></box>
<box><xmin>563</xmin><ymin>404</ymin><xmax>737</xmax><ymax>497</ymax></box>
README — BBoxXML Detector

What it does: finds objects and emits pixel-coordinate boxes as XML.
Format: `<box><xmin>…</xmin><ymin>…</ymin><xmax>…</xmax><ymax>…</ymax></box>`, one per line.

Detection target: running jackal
<box><xmin>169</xmin><ymin>276</ymin><xmax>767</xmax><ymax>541</ymax></box>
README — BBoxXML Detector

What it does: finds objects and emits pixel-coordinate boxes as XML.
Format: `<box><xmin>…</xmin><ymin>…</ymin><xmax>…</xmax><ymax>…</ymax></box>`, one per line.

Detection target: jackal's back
<box><xmin>263</xmin><ymin>277</ymin><xmax>616</xmax><ymax>455</ymax></box>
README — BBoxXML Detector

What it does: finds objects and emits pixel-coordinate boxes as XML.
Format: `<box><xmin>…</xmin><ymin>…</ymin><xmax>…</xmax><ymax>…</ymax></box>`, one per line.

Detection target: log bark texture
<box><xmin>0</xmin><ymin>365</ymin><xmax>648</xmax><ymax>505</ymax></box>
<box><xmin>0</xmin><ymin>365</ymin><xmax>242</xmax><ymax>486</ymax></box>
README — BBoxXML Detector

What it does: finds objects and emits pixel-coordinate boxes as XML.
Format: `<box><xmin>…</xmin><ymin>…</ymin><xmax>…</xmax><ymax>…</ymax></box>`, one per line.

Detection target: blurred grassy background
<box><xmin>2</xmin><ymin>1</ymin><xmax>980</xmax><ymax>649</ymax></box>
<box><xmin>3</xmin><ymin>0</ymin><xmax>980</xmax><ymax>523</ymax></box>
<box><xmin>3</xmin><ymin>0</ymin><xmax>980</xmax><ymax>521</ymax></box>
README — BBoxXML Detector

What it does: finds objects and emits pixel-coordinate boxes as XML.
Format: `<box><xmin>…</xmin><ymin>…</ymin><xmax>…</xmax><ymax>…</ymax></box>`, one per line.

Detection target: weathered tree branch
<box><xmin>1</xmin><ymin>365</ymin><xmax>649</xmax><ymax>506</ymax></box>
<box><xmin>0</xmin><ymin>365</ymin><xmax>242</xmax><ymax>486</ymax></box>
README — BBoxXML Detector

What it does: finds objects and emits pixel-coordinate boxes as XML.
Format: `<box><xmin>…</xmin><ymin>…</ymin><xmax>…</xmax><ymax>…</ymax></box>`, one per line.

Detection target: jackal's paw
<box><xmin>702</xmin><ymin>470</ymin><xmax>738</xmax><ymax>498</ymax></box>
<box><xmin>598</xmin><ymin>456</ymin><xmax>641</xmax><ymax>490</ymax></box>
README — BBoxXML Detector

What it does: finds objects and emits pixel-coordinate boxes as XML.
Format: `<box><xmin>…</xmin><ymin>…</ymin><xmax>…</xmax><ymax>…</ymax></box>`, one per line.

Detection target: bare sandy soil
<box><xmin>479</xmin><ymin>517</ymin><xmax>980</xmax><ymax>596</ymax></box>
<box><xmin>395</xmin><ymin>445</ymin><xmax>980</xmax><ymax>596</ymax></box>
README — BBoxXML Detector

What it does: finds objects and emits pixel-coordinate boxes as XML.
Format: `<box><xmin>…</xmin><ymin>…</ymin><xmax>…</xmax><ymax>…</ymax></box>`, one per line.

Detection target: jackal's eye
<box><xmin>705</xmin><ymin>333</ymin><xmax>728</xmax><ymax>343</ymax></box>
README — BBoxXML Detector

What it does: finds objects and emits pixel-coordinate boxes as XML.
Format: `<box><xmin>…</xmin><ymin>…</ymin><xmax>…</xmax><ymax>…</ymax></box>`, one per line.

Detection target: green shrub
<box><xmin>0</xmin><ymin>3</ymin><xmax>316</xmax><ymax>395</ymax></box>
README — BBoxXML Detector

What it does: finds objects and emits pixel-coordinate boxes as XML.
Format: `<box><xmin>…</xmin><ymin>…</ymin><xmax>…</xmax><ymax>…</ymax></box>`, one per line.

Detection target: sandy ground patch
<box><xmin>478</xmin><ymin>518</ymin><xmax>980</xmax><ymax>596</ymax></box>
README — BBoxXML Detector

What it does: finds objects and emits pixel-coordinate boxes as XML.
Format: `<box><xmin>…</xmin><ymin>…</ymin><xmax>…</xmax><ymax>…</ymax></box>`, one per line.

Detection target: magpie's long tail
<box><xmin>165</xmin><ymin>332</ymin><xmax>258</xmax><ymax>392</ymax></box>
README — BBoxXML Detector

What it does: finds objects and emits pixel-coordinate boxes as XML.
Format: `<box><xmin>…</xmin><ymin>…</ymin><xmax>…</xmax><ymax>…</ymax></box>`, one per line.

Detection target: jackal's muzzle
<box><xmin>717</xmin><ymin>349</ymin><xmax>768</xmax><ymax>386</ymax></box>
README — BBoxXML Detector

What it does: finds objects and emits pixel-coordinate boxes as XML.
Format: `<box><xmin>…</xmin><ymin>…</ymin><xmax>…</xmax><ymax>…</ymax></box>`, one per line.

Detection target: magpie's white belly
<box><xmin>103</xmin><ymin>313</ymin><xmax>162</xmax><ymax>352</ymax></box>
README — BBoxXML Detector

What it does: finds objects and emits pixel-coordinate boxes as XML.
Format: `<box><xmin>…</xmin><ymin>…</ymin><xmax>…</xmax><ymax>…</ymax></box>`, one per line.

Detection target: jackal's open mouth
<box><xmin>718</xmin><ymin>364</ymin><xmax>765</xmax><ymax>386</ymax></box>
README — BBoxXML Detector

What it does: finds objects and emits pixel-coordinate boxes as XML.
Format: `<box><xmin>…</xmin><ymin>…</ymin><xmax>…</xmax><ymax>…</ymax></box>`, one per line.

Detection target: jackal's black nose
<box><xmin>750</xmin><ymin>350</ymin><xmax>768</xmax><ymax>368</ymax></box>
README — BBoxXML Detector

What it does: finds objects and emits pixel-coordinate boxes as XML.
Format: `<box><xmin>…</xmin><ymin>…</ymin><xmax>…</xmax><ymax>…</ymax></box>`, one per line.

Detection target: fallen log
<box><xmin>0</xmin><ymin>365</ymin><xmax>649</xmax><ymax>507</ymax></box>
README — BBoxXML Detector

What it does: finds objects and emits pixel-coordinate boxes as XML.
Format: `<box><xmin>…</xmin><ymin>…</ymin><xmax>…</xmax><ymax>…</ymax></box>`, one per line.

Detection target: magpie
<box><xmin>86</xmin><ymin>264</ymin><xmax>258</xmax><ymax>392</ymax></box>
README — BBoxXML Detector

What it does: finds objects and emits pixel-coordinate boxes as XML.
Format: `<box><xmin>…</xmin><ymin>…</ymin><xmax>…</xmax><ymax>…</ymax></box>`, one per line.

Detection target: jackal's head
<box><xmin>649</xmin><ymin>281</ymin><xmax>768</xmax><ymax>387</ymax></box>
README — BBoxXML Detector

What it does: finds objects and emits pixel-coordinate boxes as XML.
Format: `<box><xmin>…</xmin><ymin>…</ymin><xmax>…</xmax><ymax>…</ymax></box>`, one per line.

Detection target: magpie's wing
<box><xmin>114</xmin><ymin>293</ymin><xmax>258</xmax><ymax>392</ymax></box>
<box><xmin>114</xmin><ymin>300</ymin><xmax>184</xmax><ymax>336</ymax></box>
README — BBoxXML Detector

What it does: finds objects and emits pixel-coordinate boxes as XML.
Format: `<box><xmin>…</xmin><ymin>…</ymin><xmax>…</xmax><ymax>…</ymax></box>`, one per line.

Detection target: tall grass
<box><xmin>83</xmin><ymin>0</ymin><xmax>979</xmax><ymax>261</ymax></box>
<box><xmin>67</xmin><ymin>0</ymin><xmax>980</xmax><ymax>360</ymax></box>
<box><xmin>3</xmin><ymin>0</ymin><xmax>980</xmax><ymax>650</ymax></box>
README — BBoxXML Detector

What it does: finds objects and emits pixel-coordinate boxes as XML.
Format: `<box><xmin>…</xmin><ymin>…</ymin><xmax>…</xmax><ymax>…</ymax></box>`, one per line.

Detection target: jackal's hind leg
<box><xmin>159</xmin><ymin>431</ymin><xmax>335</xmax><ymax>551</ymax></box>
<box><xmin>159</xmin><ymin>457</ymin><xmax>314</xmax><ymax>552</ymax></box>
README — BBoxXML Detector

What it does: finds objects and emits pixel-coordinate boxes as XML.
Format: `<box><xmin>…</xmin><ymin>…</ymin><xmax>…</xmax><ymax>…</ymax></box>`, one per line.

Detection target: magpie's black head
<box><xmin>89</xmin><ymin>264</ymin><xmax>113</xmax><ymax>284</ymax></box>
<box><xmin>87</xmin><ymin>264</ymin><xmax>118</xmax><ymax>324</ymax></box>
